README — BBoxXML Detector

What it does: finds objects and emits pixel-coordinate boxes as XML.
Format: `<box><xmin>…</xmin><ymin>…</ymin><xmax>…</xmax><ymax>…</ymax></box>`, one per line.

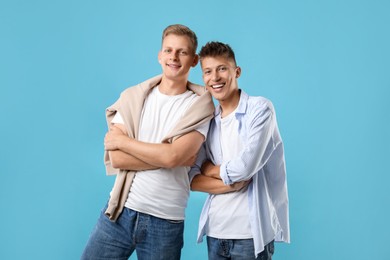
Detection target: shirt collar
<box><xmin>214</xmin><ymin>89</ymin><xmax>249</xmax><ymax>117</ymax></box>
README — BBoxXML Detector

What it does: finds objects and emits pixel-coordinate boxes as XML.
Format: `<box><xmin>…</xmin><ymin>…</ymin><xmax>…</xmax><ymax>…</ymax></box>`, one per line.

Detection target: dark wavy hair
<box><xmin>198</xmin><ymin>41</ymin><xmax>237</xmax><ymax>65</ymax></box>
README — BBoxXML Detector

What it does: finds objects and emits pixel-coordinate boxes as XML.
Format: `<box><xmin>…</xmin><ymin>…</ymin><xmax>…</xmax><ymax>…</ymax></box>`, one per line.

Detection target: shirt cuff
<box><xmin>220</xmin><ymin>162</ymin><xmax>233</xmax><ymax>185</ymax></box>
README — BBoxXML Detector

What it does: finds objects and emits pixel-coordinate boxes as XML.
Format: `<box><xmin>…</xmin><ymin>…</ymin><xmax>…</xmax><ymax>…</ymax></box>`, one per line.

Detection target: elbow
<box><xmin>109</xmin><ymin>152</ymin><xmax>124</xmax><ymax>169</ymax></box>
<box><xmin>160</xmin><ymin>152</ymin><xmax>182</xmax><ymax>168</ymax></box>
<box><xmin>190</xmin><ymin>185</ymin><xmax>201</xmax><ymax>192</ymax></box>
<box><xmin>110</xmin><ymin>159</ymin><xmax>121</xmax><ymax>169</ymax></box>
<box><xmin>111</xmin><ymin>160</ymin><xmax>121</xmax><ymax>169</ymax></box>
<box><xmin>190</xmin><ymin>182</ymin><xmax>196</xmax><ymax>191</ymax></box>
<box><xmin>190</xmin><ymin>179</ymin><xmax>200</xmax><ymax>192</ymax></box>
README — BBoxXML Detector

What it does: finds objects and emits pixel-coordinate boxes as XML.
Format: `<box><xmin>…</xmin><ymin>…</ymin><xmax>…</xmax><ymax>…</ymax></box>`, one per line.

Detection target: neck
<box><xmin>158</xmin><ymin>76</ymin><xmax>188</xmax><ymax>95</ymax></box>
<box><xmin>219</xmin><ymin>90</ymin><xmax>241</xmax><ymax>118</ymax></box>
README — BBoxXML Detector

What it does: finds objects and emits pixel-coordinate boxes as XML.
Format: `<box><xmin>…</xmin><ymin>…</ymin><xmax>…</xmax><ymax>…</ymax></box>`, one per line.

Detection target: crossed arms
<box><xmin>190</xmin><ymin>160</ymin><xmax>249</xmax><ymax>194</ymax></box>
<box><xmin>191</xmin><ymin>102</ymin><xmax>276</xmax><ymax>194</ymax></box>
<box><xmin>105</xmin><ymin>123</ymin><xmax>246</xmax><ymax>195</ymax></box>
<box><xmin>105</xmin><ymin>123</ymin><xmax>203</xmax><ymax>171</ymax></box>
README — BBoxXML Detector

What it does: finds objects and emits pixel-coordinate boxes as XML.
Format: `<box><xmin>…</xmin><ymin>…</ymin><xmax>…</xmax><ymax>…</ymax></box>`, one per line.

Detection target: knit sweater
<box><xmin>104</xmin><ymin>75</ymin><xmax>214</xmax><ymax>221</ymax></box>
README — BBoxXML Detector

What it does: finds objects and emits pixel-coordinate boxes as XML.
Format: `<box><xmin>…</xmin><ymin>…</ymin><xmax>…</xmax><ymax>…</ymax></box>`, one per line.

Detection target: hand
<box><xmin>201</xmin><ymin>160</ymin><xmax>220</xmax><ymax>179</ymax></box>
<box><xmin>229</xmin><ymin>180</ymin><xmax>251</xmax><ymax>192</ymax></box>
<box><xmin>104</xmin><ymin>125</ymin><xmax>128</xmax><ymax>151</ymax></box>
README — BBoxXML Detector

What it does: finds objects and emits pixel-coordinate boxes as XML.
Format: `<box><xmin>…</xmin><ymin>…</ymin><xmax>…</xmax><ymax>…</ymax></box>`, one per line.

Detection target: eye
<box><xmin>218</xmin><ymin>66</ymin><xmax>227</xmax><ymax>72</ymax></box>
<box><xmin>180</xmin><ymin>50</ymin><xmax>188</xmax><ymax>56</ymax></box>
<box><xmin>203</xmin><ymin>70</ymin><xmax>211</xmax><ymax>75</ymax></box>
<box><xmin>163</xmin><ymin>49</ymin><xmax>171</xmax><ymax>53</ymax></box>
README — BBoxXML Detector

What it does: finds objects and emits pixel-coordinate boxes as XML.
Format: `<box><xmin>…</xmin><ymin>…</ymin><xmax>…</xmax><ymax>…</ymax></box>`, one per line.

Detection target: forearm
<box><xmin>119</xmin><ymin>131</ymin><xmax>204</xmax><ymax>168</ymax></box>
<box><xmin>202</xmin><ymin>162</ymin><xmax>221</xmax><ymax>179</ymax></box>
<box><xmin>191</xmin><ymin>174</ymin><xmax>237</xmax><ymax>194</ymax></box>
<box><xmin>117</xmin><ymin>139</ymin><xmax>176</xmax><ymax>168</ymax></box>
<box><xmin>221</xmin><ymin>110</ymin><xmax>276</xmax><ymax>184</ymax></box>
<box><xmin>109</xmin><ymin>150</ymin><xmax>158</xmax><ymax>171</ymax></box>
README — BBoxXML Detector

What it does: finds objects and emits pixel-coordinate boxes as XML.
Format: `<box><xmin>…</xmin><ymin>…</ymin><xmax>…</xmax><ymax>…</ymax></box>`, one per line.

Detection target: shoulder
<box><xmin>245</xmin><ymin>94</ymin><xmax>275</xmax><ymax>115</ymax></box>
<box><xmin>241</xmin><ymin>95</ymin><xmax>277</xmax><ymax>128</ymax></box>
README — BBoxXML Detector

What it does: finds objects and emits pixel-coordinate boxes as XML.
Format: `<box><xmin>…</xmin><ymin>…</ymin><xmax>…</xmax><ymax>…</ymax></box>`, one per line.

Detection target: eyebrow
<box><xmin>202</xmin><ymin>64</ymin><xmax>227</xmax><ymax>69</ymax></box>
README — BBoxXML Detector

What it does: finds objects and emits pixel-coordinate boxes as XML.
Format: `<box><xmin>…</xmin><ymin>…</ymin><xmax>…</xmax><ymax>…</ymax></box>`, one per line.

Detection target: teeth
<box><xmin>212</xmin><ymin>84</ymin><xmax>224</xmax><ymax>89</ymax></box>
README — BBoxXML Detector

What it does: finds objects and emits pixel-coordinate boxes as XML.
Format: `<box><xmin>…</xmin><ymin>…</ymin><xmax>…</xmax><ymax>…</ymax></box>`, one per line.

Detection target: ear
<box><xmin>191</xmin><ymin>54</ymin><xmax>199</xmax><ymax>67</ymax></box>
<box><xmin>235</xmin><ymin>66</ymin><xmax>242</xmax><ymax>78</ymax></box>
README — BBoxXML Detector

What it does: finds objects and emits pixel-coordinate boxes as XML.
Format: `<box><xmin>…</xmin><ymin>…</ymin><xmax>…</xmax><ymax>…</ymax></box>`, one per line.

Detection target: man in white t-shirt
<box><xmin>190</xmin><ymin>42</ymin><xmax>290</xmax><ymax>259</ymax></box>
<box><xmin>82</xmin><ymin>24</ymin><xmax>214</xmax><ymax>260</ymax></box>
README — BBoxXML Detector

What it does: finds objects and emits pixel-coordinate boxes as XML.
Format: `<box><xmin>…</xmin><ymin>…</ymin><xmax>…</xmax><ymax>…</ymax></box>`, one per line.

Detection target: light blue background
<box><xmin>1</xmin><ymin>0</ymin><xmax>389</xmax><ymax>259</ymax></box>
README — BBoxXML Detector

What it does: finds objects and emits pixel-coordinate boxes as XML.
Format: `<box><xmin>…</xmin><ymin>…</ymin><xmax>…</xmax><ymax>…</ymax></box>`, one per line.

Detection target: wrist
<box><xmin>214</xmin><ymin>165</ymin><xmax>221</xmax><ymax>179</ymax></box>
<box><xmin>120</xmin><ymin>135</ymin><xmax>132</xmax><ymax>151</ymax></box>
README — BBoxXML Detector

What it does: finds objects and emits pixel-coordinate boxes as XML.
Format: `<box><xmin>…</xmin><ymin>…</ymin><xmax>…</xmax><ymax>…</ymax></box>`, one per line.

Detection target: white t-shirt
<box><xmin>206</xmin><ymin>110</ymin><xmax>252</xmax><ymax>239</ymax></box>
<box><xmin>111</xmin><ymin>86</ymin><xmax>209</xmax><ymax>220</ymax></box>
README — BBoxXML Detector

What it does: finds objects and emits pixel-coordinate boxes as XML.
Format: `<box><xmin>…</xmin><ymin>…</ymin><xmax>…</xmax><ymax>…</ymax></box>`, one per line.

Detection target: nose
<box><xmin>211</xmin><ymin>71</ymin><xmax>220</xmax><ymax>82</ymax></box>
<box><xmin>169</xmin><ymin>51</ymin><xmax>179</xmax><ymax>61</ymax></box>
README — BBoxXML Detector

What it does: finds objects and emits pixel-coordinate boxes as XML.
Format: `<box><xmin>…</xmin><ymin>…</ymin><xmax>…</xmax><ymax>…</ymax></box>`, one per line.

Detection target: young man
<box><xmin>190</xmin><ymin>42</ymin><xmax>290</xmax><ymax>260</ymax></box>
<box><xmin>81</xmin><ymin>24</ymin><xmax>214</xmax><ymax>260</ymax></box>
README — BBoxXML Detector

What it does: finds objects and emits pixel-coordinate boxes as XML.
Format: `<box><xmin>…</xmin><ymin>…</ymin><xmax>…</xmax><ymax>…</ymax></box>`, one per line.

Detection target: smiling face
<box><xmin>158</xmin><ymin>34</ymin><xmax>198</xmax><ymax>82</ymax></box>
<box><xmin>201</xmin><ymin>55</ymin><xmax>241</xmax><ymax>104</ymax></box>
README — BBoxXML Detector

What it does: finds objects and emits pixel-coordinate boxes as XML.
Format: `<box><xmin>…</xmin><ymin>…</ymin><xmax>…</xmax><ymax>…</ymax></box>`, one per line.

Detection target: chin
<box><xmin>212</xmin><ymin>95</ymin><xmax>224</xmax><ymax>101</ymax></box>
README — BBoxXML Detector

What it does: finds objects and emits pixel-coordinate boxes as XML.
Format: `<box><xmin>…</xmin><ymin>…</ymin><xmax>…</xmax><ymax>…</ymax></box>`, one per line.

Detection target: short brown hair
<box><xmin>162</xmin><ymin>24</ymin><xmax>198</xmax><ymax>53</ymax></box>
<box><xmin>199</xmin><ymin>41</ymin><xmax>237</xmax><ymax>65</ymax></box>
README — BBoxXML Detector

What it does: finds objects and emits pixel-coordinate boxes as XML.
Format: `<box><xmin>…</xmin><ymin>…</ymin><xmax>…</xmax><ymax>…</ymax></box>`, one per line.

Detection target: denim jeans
<box><xmin>207</xmin><ymin>237</ymin><xmax>274</xmax><ymax>260</ymax></box>
<box><xmin>81</xmin><ymin>205</ymin><xmax>184</xmax><ymax>260</ymax></box>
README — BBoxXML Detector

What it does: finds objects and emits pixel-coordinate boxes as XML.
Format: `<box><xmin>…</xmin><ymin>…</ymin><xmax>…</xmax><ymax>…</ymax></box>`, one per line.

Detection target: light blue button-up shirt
<box><xmin>190</xmin><ymin>90</ymin><xmax>290</xmax><ymax>256</ymax></box>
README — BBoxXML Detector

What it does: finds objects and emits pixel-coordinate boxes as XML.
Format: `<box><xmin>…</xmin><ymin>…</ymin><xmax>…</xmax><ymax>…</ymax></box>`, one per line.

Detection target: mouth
<box><xmin>210</xmin><ymin>83</ymin><xmax>225</xmax><ymax>89</ymax></box>
<box><xmin>167</xmin><ymin>63</ymin><xmax>181</xmax><ymax>69</ymax></box>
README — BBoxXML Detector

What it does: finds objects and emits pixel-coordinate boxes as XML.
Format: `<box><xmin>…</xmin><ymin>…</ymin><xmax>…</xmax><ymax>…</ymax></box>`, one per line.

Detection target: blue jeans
<box><xmin>81</xmin><ymin>205</ymin><xmax>184</xmax><ymax>260</ymax></box>
<box><xmin>207</xmin><ymin>237</ymin><xmax>274</xmax><ymax>260</ymax></box>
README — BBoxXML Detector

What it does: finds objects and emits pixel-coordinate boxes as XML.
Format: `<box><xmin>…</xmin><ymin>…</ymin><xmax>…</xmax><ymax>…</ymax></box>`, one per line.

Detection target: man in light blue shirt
<box><xmin>190</xmin><ymin>42</ymin><xmax>290</xmax><ymax>259</ymax></box>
